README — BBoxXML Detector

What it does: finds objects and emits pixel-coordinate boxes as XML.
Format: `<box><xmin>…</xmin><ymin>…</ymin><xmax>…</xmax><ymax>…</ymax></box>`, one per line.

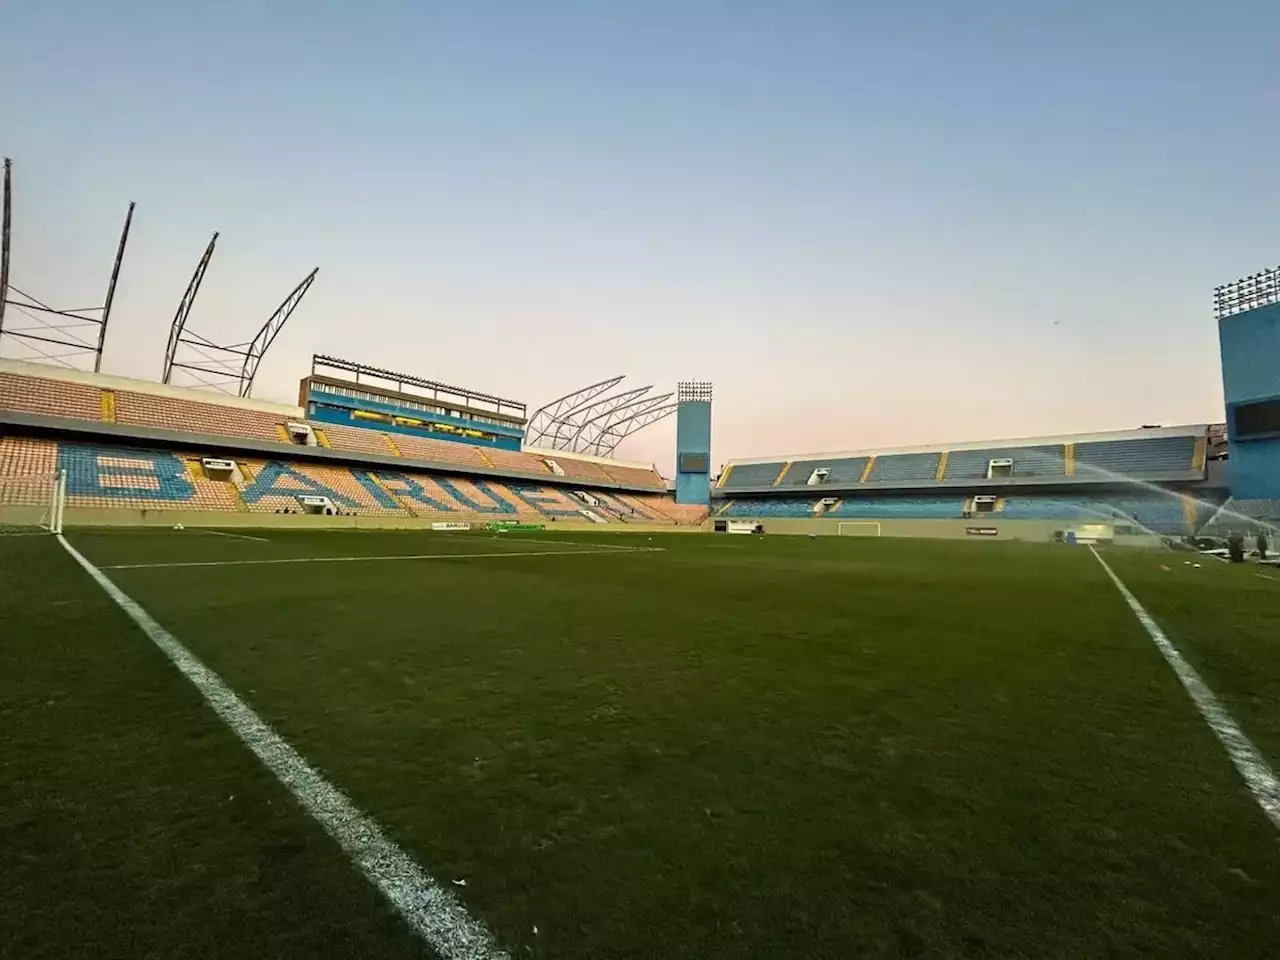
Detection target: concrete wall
<box><xmin>1219</xmin><ymin>301</ymin><xmax>1280</xmax><ymax>498</ymax></box>
<box><xmin>58</xmin><ymin>508</ymin><xmax>704</xmax><ymax>534</ymax></box>
<box><xmin>717</xmin><ymin>514</ymin><xmax>1143</xmax><ymax>542</ymax></box>
<box><xmin>675</xmin><ymin>400</ymin><xmax>712</xmax><ymax>505</ymax></box>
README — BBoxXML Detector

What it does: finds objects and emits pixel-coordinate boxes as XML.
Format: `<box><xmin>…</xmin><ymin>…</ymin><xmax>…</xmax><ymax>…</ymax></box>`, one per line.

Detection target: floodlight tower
<box><xmin>675</xmin><ymin>380</ymin><xmax>713</xmax><ymax>505</ymax></box>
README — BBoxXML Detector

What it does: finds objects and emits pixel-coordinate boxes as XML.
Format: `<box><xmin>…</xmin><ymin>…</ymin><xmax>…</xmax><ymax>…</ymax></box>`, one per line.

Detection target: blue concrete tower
<box><xmin>1216</xmin><ymin>266</ymin><xmax>1280</xmax><ymax>498</ymax></box>
<box><xmin>675</xmin><ymin>381</ymin><xmax>712</xmax><ymax>505</ymax></box>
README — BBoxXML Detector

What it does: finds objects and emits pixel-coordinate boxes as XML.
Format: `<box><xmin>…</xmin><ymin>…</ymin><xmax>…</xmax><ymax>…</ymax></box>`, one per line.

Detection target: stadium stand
<box><xmin>1073</xmin><ymin>436</ymin><xmax>1196</xmax><ymax>477</ymax></box>
<box><xmin>0</xmin><ymin>362</ymin><xmax>667</xmax><ymax>492</ymax></box>
<box><xmin>55</xmin><ymin>442</ymin><xmax>243</xmax><ymax>512</ymax></box>
<box><xmin>866</xmin><ymin>452</ymin><xmax>942</xmax><ymax>483</ymax></box>
<box><xmin>832</xmin><ymin>497</ymin><xmax>961</xmax><ymax>518</ymax></box>
<box><xmin>0</xmin><ymin>435</ymin><xmax>57</xmax><ymax>477</ymax></box>
<box><xmin>721</xmin><ymin>461</ymin><xmax>784</xmax><ymax>488</ymax></box>
<box><xmin>943</xmin><ymin>446</ymin><xmax>1065</xmax><ymax>479</ymax></box>
<box><xmin>113</xmin><ymin>390</ymin><xmax>286</xmax><ymax>442</ymax></box>
<box><xmin>312</xmin><ymin>421</ymin><xmax>397</xmax><ymax>457</ymax></box>
<box><xmin>783</xmin><ymin>458</ymin><xmax>870</xmax><ymax>486</ymax></box>
<box><xmin>0</xmin><ymin>372</ymin><xmax>102</xmax><ymax>421</ymax></box>
<box><xmin>0</xmin><ymin>436</ymin><xmax>699</xmax><ymax>525</ymax></box>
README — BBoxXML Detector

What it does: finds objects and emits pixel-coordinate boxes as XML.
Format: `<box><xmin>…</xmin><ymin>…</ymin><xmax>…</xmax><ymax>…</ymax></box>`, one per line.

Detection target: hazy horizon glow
<box><xmin>3</xmin><ymin>1</ymin><xmax>1278</xmax><ymax>473</ymax></box>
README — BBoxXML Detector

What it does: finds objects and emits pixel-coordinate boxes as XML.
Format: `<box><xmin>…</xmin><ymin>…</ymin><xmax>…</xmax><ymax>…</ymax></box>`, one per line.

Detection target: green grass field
<box><xmin>4</xmin><ymin>528</ymin><xmax>1279</xmax><ymax>958</ymax></box>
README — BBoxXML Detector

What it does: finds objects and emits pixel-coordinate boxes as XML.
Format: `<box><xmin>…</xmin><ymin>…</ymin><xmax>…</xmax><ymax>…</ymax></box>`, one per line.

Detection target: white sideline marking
<box><xmin>1090</xmin><ymin>547</ymin><xmax>1280</xmax><ymax>831</ymax></box>
<box><xmin>56</xmin><ymin>535</ymin><xmax>508</xmax><ymax>960</ymax></box>
<box><xmin>101</xmin><ymin>546</ymin><xmax>664</xmax><ymax>571</ymax></box>
<box><xmin>486</xmin><ymin>535</ymin><xmax>646</xmax><ymax>550</ymax></box>
<box><xmin>189</xmin><ymin>528</ymin><xmax>271</xmax><ymax>543</ymax></box>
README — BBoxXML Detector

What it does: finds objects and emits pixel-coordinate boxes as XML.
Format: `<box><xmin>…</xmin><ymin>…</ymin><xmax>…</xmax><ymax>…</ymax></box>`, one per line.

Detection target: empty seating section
<box><xmin>547</xmin><ymin>456</ymin><xmax>613</xmax><ymax>485</ymax></box>
<box><xmin>485</xmin><ymin>446</ymin><xmax>551</xmax><ymax>476</ymax></box>
<box><xmin>315</xmin><ymin>421</ymin><xmax>396</xmax><ymax>457</ymax></box>
<box><xmin>57</xmin><ymin>443</ymin><xmax>240</xmax><ymax>512</ymax></box>
<box><xmin>625</xmin><ymin>495</ymin><xmax>709</xmax><ymax>524</ymax></box>
<box><xmin>723</xmin><ymin>462</ymin><xmax>785</xmax><ymax>488</ymax></box>
<box><xmin>1073</xmin><ymin>436</ymin><xmax>1196</xmax><ymax>478</ymax></box>
<box><xmin>113</xmin><ymin>391</ymin><xmax>285</xmax><ymax>441</ymax></box>
<box><xmin>0</xmin><ymin>373</ymin><xmax>102</xmax><ymax>420</ymax></box>
<box><xmin>831</xmin><ymin>498</ymin><xmax>962</xmax><ymax>519</ymax></box>
<box><xmin>866</xmin><ymin>453</ymin><xmax>940</xmax><ymax>483</ymax></box>
<box><xmin>944</xmin><ymin>446</ymin><xmax>1064</xmax><ymax>480</ymax></box>
<box><xmin>723</xmin><ymin>498</ymin><xmax>964</xmax><ymax>518</ymax></box>
<box><xmin>600</xmin><ymin>462</ymin><xmax>664</xmax><ymax>490</ymax></box>
<box><xmin>1221</xmin><ymin>498</ymin><xmax>1280</xmax><ymax>521</ymax></box>
<box><xmin>999</xmin><ymin>496</ymin><xmax>1190</xmax><ymax>533</ymax></box>
<box><xmin>0</xmin><ymin>436</ymin><xmax>58</xmax><ymax>507</ymax></box>
<box><xmin>390</xmin><ymin>432</ymin><xmax>490</xmax><ymax>469</ymax></box>
<box><xmin>784</xmin><ymin>458</ymin><xmax>869</xmax><ymax>486</ymax></box>
<box><xmin>722</xmin><ymin>499</ymin><xmax>813</xmax><ymax>518</ymax></box>
<box><xmin>0</xmin><ymin>435</ymin><xmax>57</xmax><ymax>475</ymax></box>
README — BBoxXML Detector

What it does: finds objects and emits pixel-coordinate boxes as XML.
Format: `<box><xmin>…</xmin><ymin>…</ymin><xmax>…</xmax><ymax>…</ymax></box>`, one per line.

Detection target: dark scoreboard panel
<box><xmin>679</xmin><ymin>452</ymin><xmax>709</xmax><ymax>473</ymax></box>
<box><xmin>1233</xmin><ymin>397</ymin><xmax>1280</xmax><ymax>439</ymax></box>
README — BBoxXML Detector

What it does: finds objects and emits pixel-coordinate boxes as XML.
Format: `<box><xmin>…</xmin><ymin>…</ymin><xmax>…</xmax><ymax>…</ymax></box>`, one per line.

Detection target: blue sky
<box><xmin>3</xmin><ymin>1</ymin><xmax>1277</xmax><ymax>471</ymax></box>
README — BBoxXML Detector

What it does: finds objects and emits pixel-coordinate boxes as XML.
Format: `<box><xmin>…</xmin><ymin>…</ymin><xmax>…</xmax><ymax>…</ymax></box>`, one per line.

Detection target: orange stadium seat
<box><xmin>0</xmin><ymin>435</ymin><xmax>58</xmax><ymax>477</ymax></box>
<box><xmin>313</xmin><ymin>421</ymin><xmax>399</xmax><ymax>457</ymax></box>
<box><xmin>390</xmin><ymin>432</ymin><xmax>491</xmax><ymax>470</ymax></box>
<box><xmin>113</xmin><ymin>390</ymin><xmax>286</xmax><ymax>442</ymax></box>
<box><xmin>0</xmin><ymin>373</ymin><xmax>103</xmax><ymax>421</ymax></box>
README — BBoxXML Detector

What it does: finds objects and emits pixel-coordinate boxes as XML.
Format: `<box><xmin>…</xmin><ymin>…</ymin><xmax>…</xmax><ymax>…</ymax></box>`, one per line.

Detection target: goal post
<box><xmin>0</xmin><ymin>470</ymin><xmax>67</xmax><ymax>535</ymax></box>
<box><xmin>836</xmin><ymin>521</ymin><xmax>881</xmax><ymax>537</ymax></box>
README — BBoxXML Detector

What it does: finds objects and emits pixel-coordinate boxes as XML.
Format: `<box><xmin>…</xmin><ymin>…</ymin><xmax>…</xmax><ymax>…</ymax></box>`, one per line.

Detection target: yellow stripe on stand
<box><xmin>716</xmin><ymin>464</ymin><xmax>734</xmax><ymax>488</ymax></box>
<box><xmin>934</xmin><ymin>452</ymin><xmax>948</xmax><ymax>482</ymax></box>
<box><xmin>860</xmin><ymin>456</ymin><xmax>877</xmax><ymax>483</ymax></box>
<box><xmin>1193</xmin><ymin>435</ymin><xmax>1208</xmax><ymax>472</ymax></box>
<box><xmin>99</xmin><ymin>390</ymin><xmax>116</xmax><ymax>422</ymax></box>
<box><xmin>713</xmin><ymin>500</ymin><xmax>735</xmax><ymax>517</ymax></box>
<box><xmin>1064</xmin><ymin>443</ymin><xmax>1075</xmax><ymax>477</ymax></box>
<box><xmin>383</xmin><ymin>434</ymin><xmax>402</xmax><ymax>456</ymax></box>
<box><xmin>475</xmin><ymin>447</ymin><xmax>496</xmax><ymax>468</ymax></box>
<box><xmin>275</xmin><ymin>424</ymin><xmax>291</xmax><ymax>443</ymax></box>
<box><xmin>773</xmin><ymin>461</ymin><xmax>792</xmax><ymax>486</ymax></box>
<box><xmin>314</xmin><ymin>428</ymin><xmax>331</xmax><ymax>448</ymax></box>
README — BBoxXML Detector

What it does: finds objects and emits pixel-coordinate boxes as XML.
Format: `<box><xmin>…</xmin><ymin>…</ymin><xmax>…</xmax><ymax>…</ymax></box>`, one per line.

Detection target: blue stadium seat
<box><xmin>784</xmin><ymin>457</ymin><xmax>869</xmax><ymax>486</ymax></box>
<box><xmin>1073</xmin><ymin>436</ymin><xmax>1195</xmax><ymax>478</ymax></box>
<box><xmin>866</xmin><ymin>453</ymin><xmax>941</xmax><ymax>483</ymax></box>
<box><xmin>829</xmin><ymin>497</ymin><xmax>963</xmax><ymax>519</ymax></box>
<box><xmin>722</xmin><ymin>462</ymin><xmax>785</xmax><ymax>488</ymax></box>
<box><xmin>57</xmin><ymin>443</ymin><xmax>195</xmax><ymax>502</ymax></box>
<box><xmin>721</xmin><ymin>499</ymin><xmax>815</xmax><ymax>518</ymax></box>
<box><xmin>998</xmin><ymin>495</ymin><xmax>1190</xmax><ymax>533</ymax></box>
<box><xmin>943</xmin><ymin>446</ymin><xmax>1065</xmax><ymax>480</ymax></box>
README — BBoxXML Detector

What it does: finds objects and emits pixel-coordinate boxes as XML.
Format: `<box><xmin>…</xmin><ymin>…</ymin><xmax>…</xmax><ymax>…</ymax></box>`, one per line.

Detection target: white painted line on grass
<box><xmin>1090</xmin><ymin>546</ymin><xmax>1280</xmax><ymax>831</ymax></box>
<box><xmin>486</xmin><ymin>534</ymin><xmax>649</xmax><ymax>551</ymax></box>
<box><xmin>101</xmin><ymin>546</ymin><xmax>665</xmax><ymax>571</ymax></box>
<box><xmin>189</xmin><ymin>528</ymin><xmax>272</xmax><ymax>543</ymax></box>
<box><xmin>57</xmin><ymin>534</ymin><xmax>508</xmax><ymax>960</ymax></box>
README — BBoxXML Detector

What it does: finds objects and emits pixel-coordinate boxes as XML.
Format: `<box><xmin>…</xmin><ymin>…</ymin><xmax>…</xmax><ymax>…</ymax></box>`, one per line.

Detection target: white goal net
<box><xmin>0</xmin><ymin>471</ymin><xmax>67</xmax><ymax>535</ymax></box>
<box><xmin>836</xmin><ymin>521</ymin><xmax>881</xmax><ymax>537</ymax></box>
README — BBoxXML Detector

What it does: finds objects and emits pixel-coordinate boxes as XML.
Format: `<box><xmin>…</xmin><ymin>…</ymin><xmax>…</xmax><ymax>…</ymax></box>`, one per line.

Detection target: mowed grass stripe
<box><xmin>56</xmin><ymin>535</ymin><xmax>509</xmax><ymax>960</ymax></box>
<box><xmin>0</xmin><ymin>537</ymin><xmax>431</xmax><ymax>959</ymax></box>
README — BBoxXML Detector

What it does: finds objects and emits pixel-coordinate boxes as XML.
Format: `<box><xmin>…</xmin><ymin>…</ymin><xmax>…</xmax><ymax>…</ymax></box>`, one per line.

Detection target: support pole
<box><xmin>0</xmin><ymin>158</ymin><xmax>11</xmax><ymax>336</ymax></box>
<box><xmin>95</xmin><ymin>201</ymin><xmax>136</xmax><ymax>372</ymax></box>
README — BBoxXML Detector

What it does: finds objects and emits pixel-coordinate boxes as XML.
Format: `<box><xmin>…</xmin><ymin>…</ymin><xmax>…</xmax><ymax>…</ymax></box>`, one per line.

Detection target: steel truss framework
<box><xmin>527</xmin><ymin>376</ymin><xmax>678</xmax><ymax>457</ymax></box>
<box><xmin>162</xmin><ymin>232</ymin><xmax>318</xmax><ymax>398</ymax></box>
<box><xmin>0</xmin><ymin>157</ymin><xmax>135</xmax><ymax>372</ymax></box>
